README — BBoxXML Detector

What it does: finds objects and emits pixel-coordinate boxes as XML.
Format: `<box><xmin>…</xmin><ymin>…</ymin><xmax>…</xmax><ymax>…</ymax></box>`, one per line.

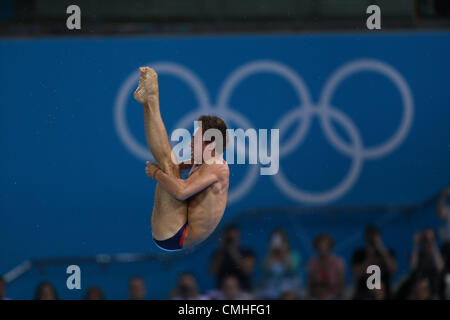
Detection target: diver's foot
<box><xmin>133</xmin><ymin>67</ymin><xmax>159</xmax><ymax>104</ymax></box>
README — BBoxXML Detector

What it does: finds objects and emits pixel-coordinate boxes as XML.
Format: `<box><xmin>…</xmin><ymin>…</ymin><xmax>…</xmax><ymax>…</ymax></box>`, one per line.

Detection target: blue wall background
<box><xmin>1</xmin><ymin>31</ymin><xmax>450</xmax><ymax>299</ymax></box>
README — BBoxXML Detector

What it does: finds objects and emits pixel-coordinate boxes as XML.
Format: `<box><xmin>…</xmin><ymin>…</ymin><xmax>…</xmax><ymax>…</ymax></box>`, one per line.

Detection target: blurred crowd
<box><xmin>1</xmin><ymin>188</ymin><xmax>449</xmax><ymax>301</ymax></box>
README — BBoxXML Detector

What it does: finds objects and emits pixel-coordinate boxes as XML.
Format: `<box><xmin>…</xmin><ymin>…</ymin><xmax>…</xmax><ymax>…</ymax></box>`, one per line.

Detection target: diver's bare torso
<box><xmin>182</xmin><ymin>162</ymin><xmax>229</xmax><ymax>246</ymax></box>
<box><xmin>136</xmin><ymin>66</ymin><xmax>229</xmax><ymax>250</ymax></box>
<box><xmin>149</xmin><ymin>159</ymin><xmax>229</xmax><ymax>248</ymax></box>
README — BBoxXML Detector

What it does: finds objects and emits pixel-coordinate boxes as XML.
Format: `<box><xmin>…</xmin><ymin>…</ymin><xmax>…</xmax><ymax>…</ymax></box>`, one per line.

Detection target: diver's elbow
<box><xmin>174</xmin><ymin>190</ymin><xmax>189</xmax><ymax>201</ymax></box>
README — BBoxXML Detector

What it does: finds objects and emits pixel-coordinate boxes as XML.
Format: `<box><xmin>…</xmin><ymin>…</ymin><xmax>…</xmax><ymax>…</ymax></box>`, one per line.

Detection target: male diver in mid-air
<box><xmin>134</xmin><ymin>67</ymin><xmax>229</xmax><ymax>251</ymax></box>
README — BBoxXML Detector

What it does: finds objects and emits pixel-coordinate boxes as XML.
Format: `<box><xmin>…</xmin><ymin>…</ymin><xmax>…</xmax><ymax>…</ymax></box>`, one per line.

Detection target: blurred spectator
<box><xmin>84</xmin><ymin>286</ymin><xmax>105</xmax><ymax>300</ymax></box>
<box><xmin>443</xmin><ymin>273</ymin><xmax>450</xmax><ymax>300</ymax></box>
<box><xmin>353</xmin><ymin>276</ymin><xmax>389</xmax><ymax>300</ymax></box>
<box><xmin>170</xmin><ymin>272</ymin><xmax>207</xmax><ymax>300</ymax></box>
<box><xmin>410</xmin><ymin>228</ymin><xmax>444</xmax><ymax>297</ymax></box>
<box><xmin>410</xmin><ymin>277</ymin><xmax>432</xmax><ymax>300</ymax></box>
<box><xmin>351</xmin><ymin>225</ymin><xmax>397</xmax><ymax>299</ymax></box>
<box><xmin>307</xmin><ymin>234</ymin><xmax>345</xmax><ymax>300</ymax></box>
<box><xmin>442</xmin><ymin>242</ymin><xmax>450</xmax><ymax>274</ymax></box>
<box><xmin>210</xmin><ymin>224</ymin><xmax>256</xmax><ymax>292</ymax></box>
<box><xmin>438</xmin><ymin>188</ymin><xmax>450</xmax><ymax>267</ymax></box>
<box><xmin>438</xmin><ymin>187</ymin><xmax>450</xmax><ymax>242</ymax></box>
<box><xmin>259</xmin><ymin>229</ymin><xmax>300</xmax><ymax>299</ymax></box>
<box><xmin>217</xmin><ymin>275</ymin><xmax>253</xmax><ymax>300</ymax></box>
<box><xmin>0</xmin><ymin>276</ymin><xmax>9</xmax><ymax>300</ymax></box>
<box><xmin>437</xmin><ymin>187</ymin><xmax>450</xmax><ymax>299</ymax></box>
<box><xmin>34</xmin><ymin>282</ymin><xmax>58</xmax><ymax>300</ymax></box>
<box><xmin>280</xmin><ymin>289</ymin><xmax>299</xmax><ymax>300</ymax></box>
<box><xmin>128</xmin><ymin>276</ymin><xmax>147</xmax><ymax>300</ymax></box>
<box><xmin>372</xmin><ymin>280</ymin><xmax>387</xmax><ymax>300</ymax></box>
<box><xmin>397</xmin><ymin>273</ymin><xmax>436</xmax><ymax>300</ymax></box>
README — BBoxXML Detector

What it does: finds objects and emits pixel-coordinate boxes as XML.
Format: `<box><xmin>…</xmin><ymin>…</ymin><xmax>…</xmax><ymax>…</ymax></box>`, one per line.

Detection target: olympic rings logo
<box><xmin>114</xmin><ymin>59</ymin><xmax>414</xmax><ymax>205</ymax></box>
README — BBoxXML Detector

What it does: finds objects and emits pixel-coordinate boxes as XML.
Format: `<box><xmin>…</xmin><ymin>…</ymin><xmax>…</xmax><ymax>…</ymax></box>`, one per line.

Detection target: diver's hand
<box><xmin>145</xmin><ymin>161</ymin><xmax>160</xmax><ymax>179</ymax></box>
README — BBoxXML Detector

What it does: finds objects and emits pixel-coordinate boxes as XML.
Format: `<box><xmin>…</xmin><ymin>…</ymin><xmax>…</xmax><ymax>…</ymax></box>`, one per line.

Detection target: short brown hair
<box><xmin>313</xmin><ymin>234</ymin><xmax>334</xmax><ymax>250</ymax></box>
<box><xmin>197</xmin><ymin>115</ymin><xmax>228</xmax><ymax>153</ymax></box>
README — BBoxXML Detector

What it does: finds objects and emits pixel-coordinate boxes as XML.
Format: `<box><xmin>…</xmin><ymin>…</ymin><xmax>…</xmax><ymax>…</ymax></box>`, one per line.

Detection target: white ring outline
<box><xmin>217</xmin><ymin>60</ymin><xmax>314</xmax><ymax>157</ymax></box>
<box><xmin>217</xmin><ymin>60</ymin><xmax>312</xmax><ymax>108</ymax></box>
<box><xmin>273</xmin><ymin>107</ymin><xmax>364</xmax><ymax>203</ymax></box>
<box><xmin>319</xmin><ymin>59</ymin><xmax>414</xmax><ymax>159</ymax></box>
<box><xmin>270</xmin><ymin>59</ymin><xmax>413</xmax><ymax>203</ymax></box>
